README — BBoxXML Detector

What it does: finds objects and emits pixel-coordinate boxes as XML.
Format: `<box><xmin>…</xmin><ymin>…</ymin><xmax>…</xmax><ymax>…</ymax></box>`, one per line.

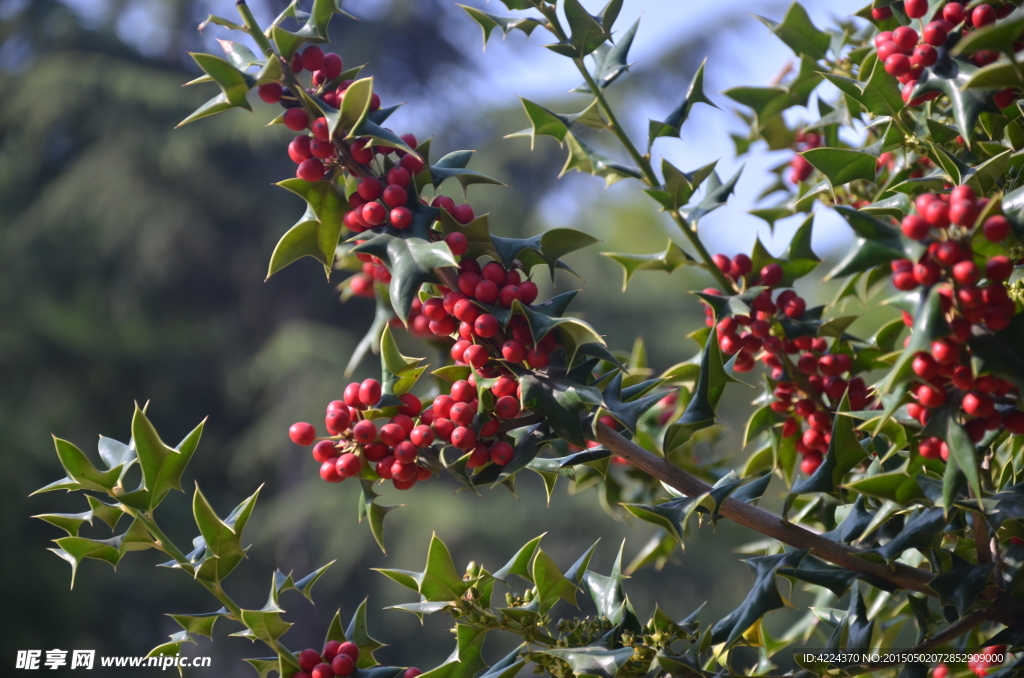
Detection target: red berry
<box><xmin>361</xmin><ymin>202</ymin><xmax>386</xmax><ymax>226</ymax></box>
<box><xmin>712</xmin><ymin>253</ymin><xmax>731</xmax><ymax>273</ymax></box>
<box><xmin>987</xmin><ymin>256</ymin><xmax>1013</xmax><ymax>281</ymax></box>
<box><xmin>453</xmin><ymin>298</ymin><xmax>479</xmax><ymax>324</ymax></box>
<box><xmin>932</xmin><ymin>338</ymin><xmax>958</xmax><ymax>364</ymax></box>
<box><xmin>312</xmin><ymin>440</ymin><xmax>337</xmax><ymax>463</ymax></box>
<box><xmin>950</xmin><ymin>199</ymin><xmax>980</xmax><ymax>227</ymax></box>
<box><xmin>393</xmin><ymin>441</ymin><xmax>418</xmax><ymax>464</ymax></box>
<box><xmin>916</xmin><ymin>382</ymin><xmax>947</xmax><ymax>408</ymax></box>
<box><xmin>410</xmin><ymin>425</ymin><xmax>435</xmax><ymax>448</ymax></box>
<box><xmin>336</xmin><ymin>453</ymin><xmax>361</xmax><ymax>478</ymax></box>
<box><xmin>452</xmin><ymin>204</ymin><xmax>475</xmax><ymax>224</ymax></box>
<box><xmin>936</xmin><ymin>241</ymin><xmax>966</xmax><ymax>265</ymax></box>
<box><xmin>920</xmin><ymin>437</ymin><xmax>944</xmax><ymax>459</ymax></box>
<box><xmin>383</xmin><ymin>184</ymin><xmax>407</xmax><ymax>208</ymax></box>
<box><xmin>914</xmin><ymin>261</ymin><xmax>940</xmax><ymax>286</ymax></box>
<box><xmin>901</xmin><ymin>215</ymin><xmax>930</xmax><ymax>240</ymax></box>
<box><xmin>357</xmin><ymin>178</ymin><xmax>383</xmax><ymax>201</ymax></box>
<box><xmin>474</xmin><ymin>314</ymin><xmax>499</xmax><ymax>338</ymax></box>
<box><xmin>457</xmin><ymin>271</ymin><xmax>481</xmax><ymax>297</ymax></box>
<box><xmin>445</xmin><ymin>232</ymin><xmax>468</xmax><ymax>256</ymax></box>
<box><xmin>912</xmin><ymin>44</ymin><xmax>938</xmax><ymax>68</ymax></box>
<box><xmin>311</xmin><ymin>117</ymin><xmax>330</xmax><ymax>141</ymax></box>
<box><xmin>297</xmin><ymin>158</ymin><xmax>325</xmax><ymax>182</ymax></box>
<box><xmin>972</xmin><ymin>5</ymin><xmax>996</xmax><ymax>28</ymax></box>
<box><xmin>380</xmin><ymin>423</ymin><xmax>406</xmax><ymax>447</ymax></box>
<box><xmin>405</xmin><ymin>669</ymin><xmax>422</xmax><ymax>678</ymax></box>
<box><xmin>963</xmin><ymin>391</ymin><xmax>994</xmax><ymax>417</ymax></box>
<box><xmin>322</xmin><ymin>641</ymin><xmax>341</xmax><ymax>663</ymax></box>
<box><xmin>258</xmin><ymin>83</ymin><xmax>283</xmax><ymax>104</ymax></box>
<box><xmin>498</xmin><ymin>284</ymin><xmax>521</xmax><ymax>308</ymax></box>
<box><xmin>526</xmin><ymin>347</ymin><xmax>550</xmax><ymax>369</ymax></box>
<box><xmin>331</xmin><ymin>655</ymin><xmax>354</xmax><ymax>677</ymax></box>
<box><xmin>872</xmin><ymin>6</ymin><xmax>892</xmax><ymax>20</ymax></box>
<box><xmin>310</xmin><ymin>138</ymin><xmax>335</xmax><ymax>160</ymax></box>
<box><xmin>943</xmin><ymin>3</ymin><xmax>966</xmax><ymax>25</ymax></box>
<box><xmin>326</xmin><ymin>407</ymin><xmax>351</xmax><ymax>434</ymax></box>
<box><xmin>450</xmin><ymin>380</ymin><xmax>475</xmax><ymax>403</ymax></box>
<box><xmin>893</xmin><ymin>270</ymin><xmax>918</xmax><ymax>290</ymax></box>
<box><xmin>925</xmin><ymin>201</ymin><xmax>950</xmax><ymax>228</ymax></box>
<box><xmin>386</xmin><ymin>167</ymin><xmax>411</xmax><ymax>188</ymax></box>
<box><xmin>893</xmin><ymin>26</ymin><xmax>919</xmax><ymax>51</ymax></box>
<box><xmin>289</xmin><ymin>423</ymin><xmax>317</xmax><ymax>446</ymax></box>
<box><xmin>359</xmin><ymin>379</ymin><xmax>382</xmax><ymax>406</ymax></box>
<box><xmin>518</xmin><ymin>280</ymin><xmax>539</xmax><ymax>304</ymax></box>
<box><xmin>337</xmin><ymin>642</ymin><xmax>359</xmax><ymax>661</ymax></box>
<box><xmin>494</xmin><ymin>395</ymin><xmax>520</xmax><ymax>419</ymax></box>
<box><xmin>490</xmin><ymin>441</ymin><xmax>515</xmax><ymax>465</ymax></box>
<box><xmin>288</xmin><ymin>136</ymin><xmax>312</xmax><ymax>164</ymax></box>
<box><xmin>299</xmin><ymin>650</ymin><xmax>323</xmax><ymax>673</ymax></box>
<box><xmin>904</xmin><ymin>0</ymin><xmax>927</xmax><ymax>19</ymax></box>
<box><xmin>730</xmin><ymin>253</ymin><xmax>753</xmax><ymax>277</ymax></box>
<box><xmin>878</xmin><ymin>40</ymin><xmax>902</xmax><ymax>62</ymax></box>
<box><xmin>352</xmin><ymin>420</ymin><xmax>377</xmax><ymax>444</ymax></box>
<box><xmin>760</xmin><ymin>263</ymin><xmax>783</xmax><ymax>286</ymax></box>
<box><xmin>784</xmin><ymin>297</ymin><xmax>806</xmax><ymax>319</ymax></box>
<box><xmin>502</xmin><ymin>340</ymin><xmax>527</xmax><ymax>363</ymax></box>
<box><xmin>463</xmin><ymin>344</ymin><xmax>489</xmax><ymax>369</ymax></box>
<box><xmin>301</xmin><ymin>46</ymin><xmax>324</xmax><ymax>72</ymax></box>
<box><xmin>995</xmin><ymin>88</ymin><xmax>1017</xmax><ymax>109</ymax></box>
<box><xmin>390</xmin><ymin>206</ymin><xmax>412</xmax><ymax>229</ymax></box>
<box><xmin>320</xmin><ymin>460</ymin><xmax>343</xmax><ymax>483</ymax></box>
<box><xmin>451</xmin><ymin>426</ymin><xmax>476</xmax><ymax>450</ymax></box>
<box><xmin>983</xmin><ymin>216</ymin><xmax>1010</xmax><ymax>242</ymax></box>
<box><xmin>952</xmin><ymin>260</ymin><xmax>979</xmax><ymax>286</ymax></box>
<box><xmin>283</xmin><ymin>108</ymin><xmax>310</xmax><ymax>132</ymax></box>
<box><xmin>800</xmin><ymin>452</ymin><xmax>823</xmax><ymax>475</ymax></box>
<box><xmin>1005</xmin><ymin>411</ymin><xmax>1024</xmax><ymax>434</ymax></box>
<box><xmin>321</xmin><ymin>52</ymin><xmax>343</xmax><ymax>80</ymax></box>
<box><xmin>923</xmin><ymin>21</ymin><xmax>948</xmax><ymax>46</ymax></box>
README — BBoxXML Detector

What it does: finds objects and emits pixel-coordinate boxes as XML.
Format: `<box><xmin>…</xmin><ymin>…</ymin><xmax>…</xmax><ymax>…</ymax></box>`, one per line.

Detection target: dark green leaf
<box><xmin>710</xmin><ymin>550</ymin><xmax>809</xmax><ymax>647</ymax></box>
<box><xmin>519</xmin><ymin>372</ymin><xmax>603</xmax><ymax>447</ymax></box>
<box><xmin>563</xmin><ymin>0</ymin><xmax>607</xmax><ymax>57</ymax></box>
<box><xmin>358</xmin><ymin>480</ymin><xmax>402</xmax><ymax>554</ymax></box>
<box><xmin>540</xmin><ymin>646</ymin><xmax>635</xmax><ymax>678</ymax></box>
<box><xmin>929</xmin><ymin>553</ymin><xmax>994</xmax><ymax>616</ymax></box>
<box><xmin>753</xmin><ymin>3</ymin><xmax>830</xmax><ymax>59</ymax></box>
<box><xmin>664</xmin><ymin>328</ymin><xmax>736</xmax><ymax>453</ymax></box>
<box><xmin>801</xmin><ymin>148</ymin><xmax>877</xmax><ymax>186</ymax></box>
<box><xmin>458</xmin><ymin>6</ymin><xmax>543</xmax><ymax>49</ymax></box>
<box><xmin>561</xmin><ymin>131</ymin><xmax>642</xmax><ymax>186</ymax></box>
<box><xmin>532</xmin><ymin>549</ymin><xmax>578</xmax><ymax>613</ymax></box>
<box><xmin>428</xmin><ymin>150</ymin><xmax>507</xmax><ymax>195</ymax></box>
<box><xmin>276</xmin><ymin>178</ymin><xmax>348</xmax><ymax>274</ymax></box>
<box><xmin>825</xmin><ymin>205</ymin><xmax>906</xmax><ymax>279</ymax></box>
<box><xmin>648</xmin><ymin>59</ymin><xmax>717</xmax><ymax>146</ymax></box>
<box><xmin>679</xmin><ymin>167</ymin><xmax>742</xmax><ymax>224</ymax></box>
<box><xmin>601</xmin><ymin>239</ymin><xmax>696</xmax><ymax>291</ymax></box>
<box><xmin>492</xmin><ymin>534</ymin><xmax>544</xmax><ymax>583</ymax></box>
<box><xmin>125</xmin><ymin>407</ymin><xmax>204</xmax><ymax>511</ymax></box>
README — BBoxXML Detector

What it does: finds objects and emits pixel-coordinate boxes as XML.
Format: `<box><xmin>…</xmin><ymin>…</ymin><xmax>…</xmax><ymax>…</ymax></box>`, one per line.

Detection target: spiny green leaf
<box><xmin>532</xmin><ymin>549</ymin><xmax>578</xmax><ymax>613</ymax></box>
<box><xmin>753</xmin><ymin>3</ymin><xmax>830</xmax><ymax>60</ymax></box>
<box><xmin>491</xmin><ymin>228</ymin><xmax>598</xmax><ymax>281</ymax></box>
<box><xmin>561</xmin><ymin>131</ymin><xmax>643</xmax><ymax>186</ymax></box>
<box><xmin>789</xmin><ymin>393</ymin><xmax>865</xmax><ymax>498</ymax></box>
<box><xmin>123</xmin><ymin>408</ymin><xmax>204</xmax><ymax>511</ymax></box>
<box><xmin>358</xmin><ymin>479</ymin><xmax>402</xmax><ymax>554</ymax></box>
<box><xmin>493</xmin><ymin>534</ymin><xmax>544</xmax><ymax>583</ymax></box>
<box><xmin>458</xmin><ymin>5</ymin><xmax>543</xmax><ymax>50</ymax></box>
<box><xmin>168</xmin><ymin>610</ymin><xmax>228</xmax><ymax>639</ymax></box>
<box><xmin>508</xmin><ymin>98</ymin><xmax>606</xmax><ymax>150</ymax></box>
<box><xmin>519</xmin><ymin>372</ymin><xmax>603</xmax><ymax>447</ymax></box>
<box><xmin>276</xmin><ymin>178</ymin><xmax>348</xmax><ymax>274</ymax></box>
<box><xmin>648</xmin><ymin>59</ymin><xmax>717</xmax><ymax>146</ymax></box>
<box><xmin>910</xmin><ymin>55</ymin><xmax>999</xmax><ymax>143</ymax></box>
<box><xmin>664</xmin><ymin>327</ymin><xmax>736</xmax><ymax>453</ymax></box>
<box><xmin>825</xmin><ymin>205</ymin><xmax>906</xmax><ymax>280</ymax></box>
<box><xmin>49</xmin><ymin>437</ymin><xmax>122</xmax><ymax>493</ymax></box>
<box><xmin>346</xmin><ymin>597</ymin><xmax>386</xmax><ymax>668</ymax></box>
<box><xmin>428</xmin><ymin>150</ymin><xmax>507</xmax><ymax>195</ymax></box>
<box><xmin>679</xmin><ymin>167</ymin><xmax>742</xmax><ymax>224</ymax></box>
<box><xmin>540</xmin><ymin>646</ymin><xmax>635</xmax><ymax>678</ymax></box>
<box><xmin>710</xmin><ymin>549</ymin><xmax>809</xmax><ymax>647</ymax></box>
<box><xmin>601</xmin><ymin>239</ymin><xmax>696</xmax><ymax>291</ymax></box>
<box><xmin>563</xmin><ymin>0</ymin><xmax>607</xmax><ymax>57</ymax></box>
<box><xmin>574</xmin><ymin>18</ymin><xmax>639</xmax><ymax>91</ymax></box>
<box><xmin>267</xmin><ymin>208</ymin><xmax>326</xmax><ymax>278</ymax></box>
<box><xmin>928</xmin><ymin>553</ymin><xmax>994</xmax><ymax>616</ymax></box>
<box><xmin>801</xmin><ymin>147</ymin><xmax>877</xmax><ymax>187</ymax></box>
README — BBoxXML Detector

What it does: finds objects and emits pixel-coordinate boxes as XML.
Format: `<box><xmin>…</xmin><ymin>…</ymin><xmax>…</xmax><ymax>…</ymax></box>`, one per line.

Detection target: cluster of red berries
<box><xmin>871</xmin><ymin>2</ymin><xmax>1019</xmax><ymax>109</ymax></box>
<box><xmin>788</xmin><ymin>130</ymin><xmax>822</xmax><ymax>184</ymax></box>
<box><xmin>255</xmin><ymin>44</ymin><xmax>424</xmax><ymax>184</ymax></box>
<box><xmin>929</xmin><ymin>646</ymin><xmax>1009</xmax><ymax>678</ymax></box>
<box><xmin>894</xmin><ymin>186</ymin><xmax>1017</xmax><ymax>332</ymax></box>
<box><xmin>294</xmin><ymin>640</ymin><xmax>420</xmax><ymax>678</ymax></box>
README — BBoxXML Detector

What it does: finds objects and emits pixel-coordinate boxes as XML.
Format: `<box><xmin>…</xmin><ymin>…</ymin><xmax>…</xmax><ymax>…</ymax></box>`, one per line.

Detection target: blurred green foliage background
<box><xmin>1</xmin><ymin>0</ymin><xmax>897</xmax><ymax>673</ymax></box>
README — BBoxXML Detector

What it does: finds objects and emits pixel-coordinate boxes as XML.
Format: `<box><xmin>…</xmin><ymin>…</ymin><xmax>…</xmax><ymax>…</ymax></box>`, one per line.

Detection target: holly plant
<box><xmin>32</xmin><ymin>0</ymin><xmax>1024</xmax><ymax>677</ymax></box>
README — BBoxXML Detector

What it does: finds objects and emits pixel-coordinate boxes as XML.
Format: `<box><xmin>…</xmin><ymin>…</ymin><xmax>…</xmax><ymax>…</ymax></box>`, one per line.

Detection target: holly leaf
<box><xmin>825</xmin><ymin>206</ymin><xmax>906</xmax><ymax>280</ymax></box>
<box><xmin>679</xmin><ymin>167</ymin><xmax>743</xmax><ymax>224</ymax></box>
<box><xmin>458</xmin><ymin>6</ymin><xmax>543</xmax><ymax>49</ymax></box>
<box><xmin>561</xmin><ymin>131</ymin><xmax>643</xmax><ymax>186</ymax></box>
<box><xmin>644</xmin><ymin>159</ymin><xmax>718</xmax><ymax>211</ymax></box>
<box><xmin>176</xmin><ymin>53</ymin><xmax>253</xmax><ymax>127</ymax></box>
<box><xmin>416</xmin><ymin>626</ymin><xmax>487</xmax><ymax>678</ymax></box>
<box><xmin>491</xmin><ymin>228</ymin><xmax>598</xmax><ymax>280</ymax></box>
<box><xmin>539</xmin><ymin>646</ymin><xmax>635</xmax><ymax>678</ymax></box>
<box><xmin>880</xmin><ymin>287</ymin><xmax>951</xmax><ymax>395</ymax></box>
<box><xmin>710</xmin><ymin>550</ymin><xmax>809</xmax><ymax>647</ymax></box>
<box><xmin>664</xmin><ymin>328</ymin><xmax>736</xmax><ymax>453</ymax></box>
<box><xmin>376</xmin><ymin>325</ymin><xmax>426</xmax><ymax>408</ymax></box>
<box><xmin>582</xmin><ymin>541</ymin><xmax>640</xmax><ymax>629</ymax></box>
<box><xmin>508</xmin><ymin>98</ymin><xmax>606</xmax><ymax>150</ymax></box>
<box><xmin>601</xmin><ymin>239</ymin><xmax>696</xmax><ymax>291</ymax></box>
<box><xmin>928</xmin><ymin>553</ymin><xmax>994</xmax><ymax>617</ymax></box>
<box><xmin>346</xmin><ymin>598</ymin><xmax>386</xmax><ymax>668</ymax></box>
<box><xmin>872</xmin><ymin>507</ymin><xmax>947</xmax><ymax>564</ymax></box>
<box><xmin>427</xmin><ymin>151</ymin><xmax>507</xmax><ymax>195</ymax></box>
<box><xmin>191</xmin><ymin>484</ymin><xmax>260</xmax><ymax>583</ymax></box>
<box><xmin>910</xmin><ymin>53</ymin><xmax>999</xmax><ymax>143</ymax></box>
<box><xmin>789</xmin><ymin>393</ymin><xmax>865</xmax><ymax>498</ymax></box>
<box><xmin>801</xmin><ymin>148</ymin><xmax>877</xmax><ymax>187</ymax></box>
<box><xmin>44</xmin><ymin>438</ymin><xmax>122</xmax><ymax>494</ymax></box>
<box><xmin>532</xmin><ymin>549</ymin><xmax>578</xmax><ymax>613</ymax></box>
<box><xmin>353</xmin><ymin>201</ymin><xmax>455</xmax><ymax>323</ymax></box>
<box><xmin>358</xmin><ymin>479</ymin><xmax>402</xmax><ymax>555</ymax></box>
<box><xmin>753</xmin><ymin>3</ymin><xmax>830</xmax><ymax>60</ymax></box>
<box><xmin>648</xmin><ymin>59</ymin><xmax>717</xmax><ymax>146</ymax></box>
<box><xmin>436</xmin><ymin>209</ymin><xmax>499</xmax><ymax>261</ymax></box>
<box><xmin>595</xmin><ymin>372</ymin><xmax>667</xmax><ymax>433</ymax></box>
<box><xmin>562</xmin><ymin>0</ymin><xmax>607</xmax><ymax>57</ymax></box>
<box><xmin>968</xmin><ymin>313</ymin><xmax>1024</xmax><ymax>389</ymax></box>
<box><xmin>519</xmin><ymin>372</ymin><xmax>603</xmax><ymax>447</ymax></box>
<box><xmin>276</xmin><ymin>179</ymin><xmax>348</xmax><ymax>276</ymax></box>
<box><xmin>954</xmin><ymin>8</ymin><xmax>1024</xmax><ymax>57</ymax></box>
<box><xmin>119</xmin><ymin>407</ymin><xmax>204</xmax><ymax>511</ymax></box>
<box><xmin>493</xmin><ymin>534</ymin><xmax>544</xmax><ymax>583</ymax></box>
<box><xmin>821</xmin><ymin>60</ymin><xmax>904</xmax><ymax>119</ymax></box>
<box><xmin>574</xmin><ymin>18</ymin><xmax>639</xmax><ymax>91</ymax></box>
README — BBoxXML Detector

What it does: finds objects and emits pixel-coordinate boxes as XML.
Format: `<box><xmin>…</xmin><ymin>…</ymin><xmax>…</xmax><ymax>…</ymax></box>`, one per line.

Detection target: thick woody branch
<box><xmin>594</xmin><ymin>423</ymin><xmax>1024</xmax><ymax>628</ymax></box>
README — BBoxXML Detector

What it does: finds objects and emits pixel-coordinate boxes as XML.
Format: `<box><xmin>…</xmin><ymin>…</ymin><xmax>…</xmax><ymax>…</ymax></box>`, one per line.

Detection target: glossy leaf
<box><xmin>928</xmin><ymin>553</ymin><xmax>994</xmax><ymax>616</ymax></box>
<box><xmin>532</xmin><ymin>549</ymin><xmax>578</xmax><ymax>613</ymax></box>
<box><xmin>664</xmin><ymin>328</ymin><xmax>736</xmax><ymax>453</ymax></box>
<box><xmin>519</xmin><ymin>372</ymin><xmax>603</xmax><ymax>447</ymax></box>
<box><xmin>710</xmin><ymin>550</ymin><xmax>809</xmax><ymax>647</ymax></box>
<box><xmin>648</xmin><ymin>59</ymin><xmax>717</xmax><ymax>146</ymax></box>
<box><xmin>276</xmin><ymin>178</ymin><xmax>348</xmax><ymax>273</ymax></box>
<box><xmin>801</xmin><ymin>148</ymin><xmax>877</xmax><ymax>186</ymax></box>
<box><xmin>825</xmin><ymin>205</ymin><xmax>905</xmax><ymax>279</ymax></box>
<box><xmin>539</xmin><ymin>646</ymin><xmax>635</xmax><ymax>678</ymax></box>
<box><xmin>561</xmin><ymin>131</ymin><xmax>643</xmax><ymax>186</ymax></box>
<box><xmin>753</xmin><ymin>3</ymin><xmax>830</xmax><ymax>59</ymax></box>
<box><xmin>601</xmin><ymin>239</ymin><xmax>696</xmax><ymax>291</ymax></box>
<box><xmin>458</xmin><ymin>6</ymin><xmax>542</xmax><ymax>49</ymax></box>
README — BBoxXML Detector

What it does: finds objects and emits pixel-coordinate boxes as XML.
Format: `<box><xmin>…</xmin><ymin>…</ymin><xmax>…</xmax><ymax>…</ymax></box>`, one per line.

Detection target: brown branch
<box><xmin>593</xmin><ymin>422</ymin><xmax>1024</xmax><ymax>627</ymax></box>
